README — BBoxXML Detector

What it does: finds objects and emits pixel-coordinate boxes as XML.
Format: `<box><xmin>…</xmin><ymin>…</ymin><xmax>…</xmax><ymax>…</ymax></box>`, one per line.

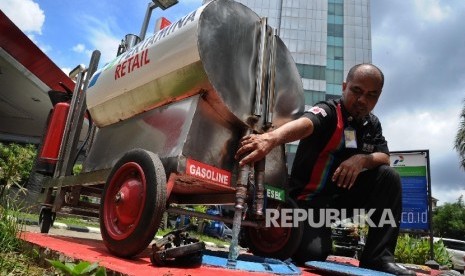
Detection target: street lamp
<box><xmin>139</xmin><ymin>0</ymin><xmax>178</xmax><ymax>40</ymax></box>
<box><xmin>153</xmin><ymin>0</ymin><xmax>179</xmax><ymax>10</ymax></box>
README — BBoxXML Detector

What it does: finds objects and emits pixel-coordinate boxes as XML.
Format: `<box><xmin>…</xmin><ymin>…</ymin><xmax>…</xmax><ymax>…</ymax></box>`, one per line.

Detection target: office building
<box><xmin>235</xmin><ymin>0</ymin><xmax>372</xmax><ymax>104</ymax></box>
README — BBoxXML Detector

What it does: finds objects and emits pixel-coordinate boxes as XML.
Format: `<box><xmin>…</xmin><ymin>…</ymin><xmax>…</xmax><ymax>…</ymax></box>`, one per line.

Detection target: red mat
<box><xmin>21</xmin><ymin>232</ymin><xmax>316</xmax><ymax>275</ymax></box>
<box><xmin>21</xmin><ymin>232</ymin><xmax>440</xmax><ymax>276</ymax></box>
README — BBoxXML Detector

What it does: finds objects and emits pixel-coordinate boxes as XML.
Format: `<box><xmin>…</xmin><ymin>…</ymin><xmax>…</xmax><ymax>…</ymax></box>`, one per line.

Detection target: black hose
<box><xmin>72</xmin><ymin>109</ymin><xmax>93</xmax><ymax>170</ymax></box>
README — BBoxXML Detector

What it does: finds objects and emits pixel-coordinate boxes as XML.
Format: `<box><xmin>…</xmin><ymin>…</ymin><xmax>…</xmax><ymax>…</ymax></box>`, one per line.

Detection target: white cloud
<box><xmin>61</xmin><ymin>67</ymin><xmax>71</xmax><ymax>76</ymax></box>
<box><xmin>381</xmin><ymin>107</ymin><xmax>460</xmax><ymax>157</ymax></box>
<box><xmin>433</xmin><ymin>188</ymin><xmax>465</xmax><ymax>206</ymax></box>
<box><xmin>87</xmin><ymin>30</ymin><xmax>121</xmax><ymax>64</ymax></box>
<box><xmin>70</xmin><ymin>44</ymin><xmax>94</xmax><ymax>61</ymax></box>
<box><xmin>380</xmin><ymin>106</ymin><xmax>465</xmax><ymax>205</ymax></box>
<box><xmin>0</xmin><ymin>0</ymin><xmax>45</xmax><ymax>34</ymax></box>
<box><xmin>414</xmin><ymin>0</ymin><xmax>452</xmax><ymax>23</ymax></box>
<box><xmin>177</xmin><ymin>0</ymin><xmax>203</xmax><ymax>5</ymax></box>
<box><xmin>80</xmin><ymin>16</ymin><xmax>121</xmax><ymax>64</ymax></box>
<box><xmin>25</xmin><ymin>34</ymin><xmax>52</xmax><ymax>55</ymax></box>
<box><xmin>37</xmin><ymin>43</ymin><xmax>53</xmax><ymax>55</ymax></box>
<box><xmin>72</xmin><ymin>44</ymin><xmax>86</xmax><ymax>53</ymax></box>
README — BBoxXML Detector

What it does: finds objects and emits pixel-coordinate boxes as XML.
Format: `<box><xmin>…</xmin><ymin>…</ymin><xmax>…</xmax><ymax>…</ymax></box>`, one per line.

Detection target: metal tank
<box><xmin>83</xmin><ymin>0</ymin><xmax>303</xmax><ymax>186</ymax></box>
<box><xmin>86</xmin><ymin>1</ymin><xmax>302</xmax><ymax>129</ymax></box>
<box><xmin>37</xmin><ymin>0</ymin><xmax>305</xmax><ymax>265</ymax></box>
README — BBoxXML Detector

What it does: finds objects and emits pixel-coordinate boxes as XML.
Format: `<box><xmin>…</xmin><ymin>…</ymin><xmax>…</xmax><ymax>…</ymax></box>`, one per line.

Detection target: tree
<box><xmin>0</xmin><ymin>143</ymin><xmax>36</xmax><ymax>198</ymax></box>
<box><xmin>433</xmin><ymin>196</ymin><xmax>465</xmax><ymax>239</ymax></box>
<box><xmin>455</xmin><ymin>100</ymin><xmax>465</xmax><ymax>169</ymax></box>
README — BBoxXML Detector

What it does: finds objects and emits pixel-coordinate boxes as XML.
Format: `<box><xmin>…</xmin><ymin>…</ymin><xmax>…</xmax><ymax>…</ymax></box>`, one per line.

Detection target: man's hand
<box><xmin>235</xmin><ymin>133</ymin><xmax>276</xmax><ymax>166</ymax></box>
<box><xmin>332</xmin><ymin>152</ymin><xmax>390</xmax><ymax>189</ymax></box>
<box><xmin>332</xmin><ymin>154</ymin><xmax>367</xmax><ymax>189</ymax></box>
<box><xmin>234</xmin><ymin>117</ymin><xmax>314</xmax><ymax>166</ymax></box>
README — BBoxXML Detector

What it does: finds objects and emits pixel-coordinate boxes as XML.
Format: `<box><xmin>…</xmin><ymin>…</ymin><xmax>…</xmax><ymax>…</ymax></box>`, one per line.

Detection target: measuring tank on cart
<box><xmin>78</xmin><ymin>0</ymin><xmax>305</xmax><ymax>259</ymax></box>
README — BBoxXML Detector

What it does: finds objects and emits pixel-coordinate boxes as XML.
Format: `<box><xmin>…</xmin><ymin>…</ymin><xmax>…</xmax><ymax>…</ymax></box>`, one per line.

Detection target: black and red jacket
<box><xmin>289</xmin><ymin>99</ymin><xmax>390</xmax><ymax>202</ymax></box>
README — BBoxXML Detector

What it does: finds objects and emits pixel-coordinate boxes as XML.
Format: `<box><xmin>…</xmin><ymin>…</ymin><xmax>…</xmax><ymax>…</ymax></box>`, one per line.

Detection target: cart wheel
<box><xmin>241</xmin><ymin>198</ymin><xmax>303</xmax><ymax>260</ymax></box>
<box><xmin>100</xmin><ymin>149</ymin><xmax>166</xmax><ymax>258</ymax></box>
<box><xmin>39</xmin><ymin>207</ymin><xmax>55</xmax><ymax>233</ymax></box>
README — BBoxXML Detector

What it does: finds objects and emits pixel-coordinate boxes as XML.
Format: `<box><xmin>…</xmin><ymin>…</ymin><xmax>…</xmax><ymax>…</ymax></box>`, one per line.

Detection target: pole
<box><xmin>139</xmin><ymin>2</ymin><xmax>157</xmax><ymax>41</ymax></box>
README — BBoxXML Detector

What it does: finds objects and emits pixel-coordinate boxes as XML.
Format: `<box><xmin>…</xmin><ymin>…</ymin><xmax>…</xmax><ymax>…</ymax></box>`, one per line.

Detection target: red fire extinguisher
<box><xmin>36</xmin><ymin>90</ymin><xmax>71</xmax><ymax>175</ymax></box>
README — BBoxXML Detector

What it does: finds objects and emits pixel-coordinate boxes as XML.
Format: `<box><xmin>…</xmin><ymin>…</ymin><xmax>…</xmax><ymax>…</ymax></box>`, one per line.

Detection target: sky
<box><xmin>1</xmin><ymin>0</ymin><xmax>464</xmax><ymax>205</ymax></box>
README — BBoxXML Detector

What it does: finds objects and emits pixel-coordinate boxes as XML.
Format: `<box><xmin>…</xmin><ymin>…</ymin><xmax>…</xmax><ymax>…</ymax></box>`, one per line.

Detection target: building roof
<box><xmin>0</xmin><ymin>10</ymin><xmax>74</xmax><ymax>143</ymax></box>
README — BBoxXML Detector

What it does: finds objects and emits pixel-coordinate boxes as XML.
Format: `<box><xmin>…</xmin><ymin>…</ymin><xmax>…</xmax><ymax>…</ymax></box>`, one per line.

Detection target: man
<box><xmin>235</xmin><ymin>64</ymin><xmax>416</xmax><ymax>275</ymax></box>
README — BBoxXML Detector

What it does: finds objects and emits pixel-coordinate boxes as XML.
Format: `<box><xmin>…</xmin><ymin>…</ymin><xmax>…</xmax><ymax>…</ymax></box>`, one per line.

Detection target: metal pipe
<box><xmin>235</xmin><ymin>164</ymin><xmax>250</xmax><ymax>210</ymax></box>
<box><xmin>425</xmin><ymin>150</ymin><xmax>435</xmax><ymax>261</ymax></box>
<box><xmin>65</xmin><ymin>51</ymin><xmax>101</xmax><ymax>176</ymax></box>
<box><xmin>226</xmin><ymin>167</ymin><xmax>250</xmax><ymax>266</ymax></box>
<box><xmin>54</xmin><ymin>69</ymin><xmax>85</xmax><ymax>178</ymax></box>
<box><xmin>253</xmin><ymin>17</ymin><xmax>268</xmax><ymax>117</ymax></box>
<box><xmin>226</xmin><ymin>18</ymin><xmax>272</xmax><ymax>266</ymax></box>
<box><xmin>247</xmin><ymin>164</ymin><xmax>255</xmax><ymax>212</ymax></box>
<box><xmin>228</xmin><ymin>127</ymin><xmax>254</xmax><ymax>267</ymax></box>
<box><xmin>139</xmin><ymin>2</ymin><xmax>157</xmax><ymax>41</ymax></box>
<box><xmin>265</xmin><ymin>29</ymin><xmax>278</xmax><ymax>128</ymax></box>
<box><xmin>52</xmin><ymin>51</ymin><xmax>101</xmax><ymax>212</ymax></box>
<box><xmin>254</xmin><ymin>159</ymin><xmax>265</xmax><ymax>216</ymax></box>
<box><xmin>277</xmin><ymin>0</ymin><xmax>283</xmax><ymax>36</ymax></box>
<box><xmin>260</xmin><ymin>28</ymin><xmax>270</xmax><ymax>125</ymax></box>
<box><xmin>227</xmin><ymin>210</ymin><xmax>242</xmax><ymax>268</ymax></box>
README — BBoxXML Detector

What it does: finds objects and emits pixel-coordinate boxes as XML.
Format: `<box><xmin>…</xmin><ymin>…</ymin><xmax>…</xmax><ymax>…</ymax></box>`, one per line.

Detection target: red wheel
<box><xmin>241</xmin><ymin>198</ymin><xmax>303</xmax><ymax>260</ymax></box>
<box><xmin>103</xmin><ymin>162</ymin><xmax>147</xmax><ymax>240</ymax></box>
<box><xmin>100</xmin><ymin>149</ymin><xmax>166</xmax><ymax>258</ymax></box>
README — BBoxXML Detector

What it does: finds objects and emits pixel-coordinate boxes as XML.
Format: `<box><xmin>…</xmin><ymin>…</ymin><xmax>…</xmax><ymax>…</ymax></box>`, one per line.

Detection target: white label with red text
<box><xmin>186</xmin><ymin>159</ymin><xmax>231</xmax><ymax>186</ymax></box>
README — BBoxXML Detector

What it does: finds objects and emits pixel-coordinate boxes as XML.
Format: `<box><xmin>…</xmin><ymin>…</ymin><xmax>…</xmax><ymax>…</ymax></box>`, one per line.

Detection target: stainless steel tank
<box><xmin>83</xmin><ymin>0</ymin><xmax>304</xmax><ymax>190</ymax></box>
<box><xmin>86</xmin><ymin>0</ymin><xmax>303</xmax><ymax>128</ymax></box>
<box><xmin>36</xmin><ymin>0</ymin><xmax>306</xmax><ymax>262</ymax></box>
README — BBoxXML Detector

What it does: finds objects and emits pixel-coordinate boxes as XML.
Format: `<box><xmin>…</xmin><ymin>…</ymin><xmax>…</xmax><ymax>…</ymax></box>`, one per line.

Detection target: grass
<box><xmin>0</xmin><ymin>251</ymin><xmax>55</xmax><ymax>275</ymax></box>
<box><xmin>12</xmin><ymin>210</ymin><xmax>231</xmax><ymax>252</ymax></box>
<box><xmin>15</xmin><ymin>210</ymin><xmax>231</xmax><ymax>248</ymax></box>
<box><xmin>55</xmin><ymin>216</ymin><xmax>99</xmax><ymax>228</ymax></box>
<box><xmin>0</xmin><ymin>203</ymin><xmax>229</xmax><ymax>275</ymax></box>
<box><xmin>187</xmin><ymin>232</ymin><xmax>231</xmax><ymax>248</ymax></box>
<box><xmin>0</xmin><ymin>202</ymin><xmax>55</xmax><ymax>275</ymax></box>
<box><xmin>15</xmin><ymin>210</ymin><xmax>100</xmax><ymax>228</ymax></box>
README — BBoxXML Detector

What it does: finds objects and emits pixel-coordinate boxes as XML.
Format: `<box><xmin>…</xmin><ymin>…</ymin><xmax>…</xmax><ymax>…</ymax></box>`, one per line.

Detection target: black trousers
<box><xmin>292</xmin><ymin>165</ymin><xmax>402</xmax><ymax>266</ymax></box>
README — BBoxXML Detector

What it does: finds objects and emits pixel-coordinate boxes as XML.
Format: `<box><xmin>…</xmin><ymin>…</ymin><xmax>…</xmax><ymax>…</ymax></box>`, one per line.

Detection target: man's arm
<box><xmin>332</xmin><ymin>152</ymin><xmax>390</xmax><ymax>189</ymax></box>
<box><xmin>235</xmin><ymin>117</ymin><xmax>314</xmax><ymax>166</ymax></box>
<box><xmin>361</xmin><ymin>152</ymin><xmax>390</xmax><ymax>169</ymax></box>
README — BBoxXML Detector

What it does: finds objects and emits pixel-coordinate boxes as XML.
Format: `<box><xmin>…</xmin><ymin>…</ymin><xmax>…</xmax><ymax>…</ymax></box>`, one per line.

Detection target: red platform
<box><xmin>21</xmin><ymin>232</ymin><xmax>310</xmax><ymax>275</ymax></box>
<box><xmin>20</xmin><ymin>232</ymin><xmax>440</xmax><ymax>276</ymax></box>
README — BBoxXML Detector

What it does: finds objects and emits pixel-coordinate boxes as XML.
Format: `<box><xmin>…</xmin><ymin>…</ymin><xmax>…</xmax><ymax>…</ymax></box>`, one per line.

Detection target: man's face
<box><xmin>342</xmin><ymin>72</ymin><xmax>382</xmax><ymax>119</ymax></box>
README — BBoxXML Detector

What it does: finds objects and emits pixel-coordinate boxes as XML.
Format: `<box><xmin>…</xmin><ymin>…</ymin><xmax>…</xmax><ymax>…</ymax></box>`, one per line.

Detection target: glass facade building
<box><xmin>233</xmin><ymin>0</ymin><xmax>371</xmax><ymax>105</ymax></box>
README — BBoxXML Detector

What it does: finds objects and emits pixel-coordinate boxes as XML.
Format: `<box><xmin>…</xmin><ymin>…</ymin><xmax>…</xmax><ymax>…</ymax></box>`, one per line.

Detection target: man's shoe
<box><xmin>360</xmin><ymin>262</ymin><xmax>417</xmax><ymax>275</ymax></box>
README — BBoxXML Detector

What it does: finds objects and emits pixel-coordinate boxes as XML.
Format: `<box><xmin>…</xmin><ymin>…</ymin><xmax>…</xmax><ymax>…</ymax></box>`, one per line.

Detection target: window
<box><xmin>327</xmin><ymin>46</ymin><xmax>343</xmax><ymax>60</ymax></box>
<box><xmin>296</xmin><ymin>64</ymin><xmax>326</xmax><ymax>80</ymax></box>
<box><xmin>304</xmin><ymin>90</ymin><xmax>325</xmax><ymax>105</ymax></box>
<box><xmin>328</xmin><ymin>23</ymin><xmax>343</xmax><ymax>37</ymax></box>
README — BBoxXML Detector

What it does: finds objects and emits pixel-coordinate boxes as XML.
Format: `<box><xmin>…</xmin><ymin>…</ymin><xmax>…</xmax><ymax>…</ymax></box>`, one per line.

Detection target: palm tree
<box><xmin>455</xmin><ymin>100</ymin><xmax>465</xmax><ymax>170</ymax></box>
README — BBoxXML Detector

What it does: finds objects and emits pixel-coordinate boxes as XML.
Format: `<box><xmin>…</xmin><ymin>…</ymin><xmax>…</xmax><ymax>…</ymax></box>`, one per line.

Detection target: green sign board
<box><xmin>265</xmin><ymin>185</ymin><xmax>285</xmax><ymax>202</ymax></box>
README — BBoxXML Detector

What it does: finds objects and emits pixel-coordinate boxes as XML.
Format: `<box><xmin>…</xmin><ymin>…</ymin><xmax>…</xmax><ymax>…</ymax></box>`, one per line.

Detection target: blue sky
<box><xmin>1</xmin><ymin>0</ymin><xmax>465</xmax><ymax>204</ymax></box>
<box><xmin>0</xmin><ymin>0</ymin><xmax>204</xmax><ymax>71</ymax></box>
